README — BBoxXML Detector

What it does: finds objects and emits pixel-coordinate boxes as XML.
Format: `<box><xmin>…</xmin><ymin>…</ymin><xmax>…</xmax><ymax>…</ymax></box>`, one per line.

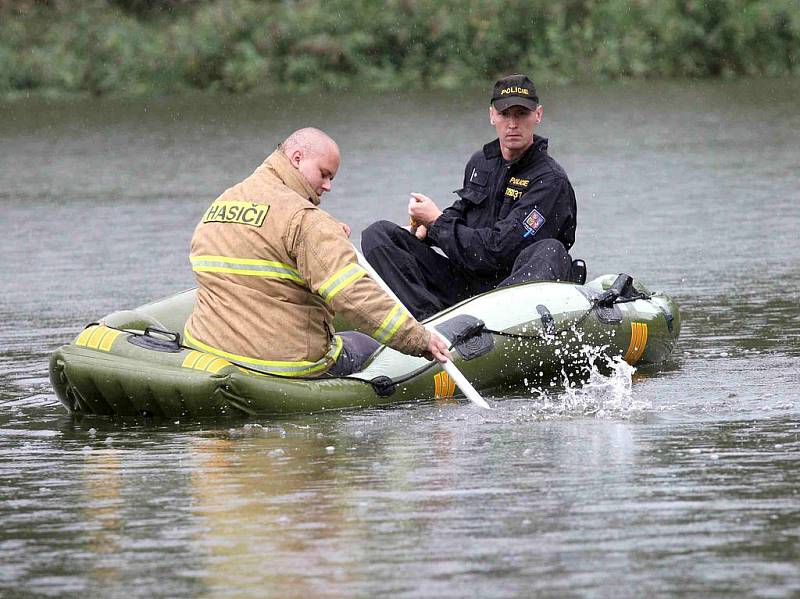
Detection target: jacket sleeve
<box><xmin>427</xmin><ymin>174</ymin><xmax>576</xmax><ymax>275</ymax></box>
<box><xmin>435</xmin><ymin>160</ymin><xmax>474</xmax><ymax>223</ymax></box>
<box><xmin>291</xmin><ymin>209</ymin><xmax>431</xmax><ymax>356</ymax></box>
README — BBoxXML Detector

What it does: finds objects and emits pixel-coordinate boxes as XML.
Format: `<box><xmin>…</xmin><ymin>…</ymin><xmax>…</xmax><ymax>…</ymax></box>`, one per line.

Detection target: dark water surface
<box><xmin>1</xmin><ymin>78</ymin><xmax>799</xmax><ymax>598</ymax></box>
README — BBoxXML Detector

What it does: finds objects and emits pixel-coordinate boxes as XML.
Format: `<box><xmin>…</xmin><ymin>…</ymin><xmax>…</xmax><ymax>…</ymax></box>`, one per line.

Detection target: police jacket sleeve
<box><xmin>291</xmin><ymin>209</ymin><xmax>431</xmax><ymax>356</ymax></box>
<box><xmin>427</xmin><ymin>174</ymin><xmax>576</xmax><ymax>275</ymax></box>
<box><xmin>431</xmin><ymin>159</ymin><xmax>477</xmax><ymax>227</ymax></box>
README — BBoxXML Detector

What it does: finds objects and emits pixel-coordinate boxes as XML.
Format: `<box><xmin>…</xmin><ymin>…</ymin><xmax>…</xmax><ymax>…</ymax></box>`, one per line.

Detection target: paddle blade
<box><xmin>443</xmin><ymin>360</ymin><xmax>491</xmax><ymax>409</ymax></box>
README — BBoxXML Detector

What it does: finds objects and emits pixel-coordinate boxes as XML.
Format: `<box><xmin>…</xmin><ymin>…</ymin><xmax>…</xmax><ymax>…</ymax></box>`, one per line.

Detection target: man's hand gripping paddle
<box><xmin>354</xmin><ymin>247</ymin><xmax>491</xmax><ymax>410</ymax></box>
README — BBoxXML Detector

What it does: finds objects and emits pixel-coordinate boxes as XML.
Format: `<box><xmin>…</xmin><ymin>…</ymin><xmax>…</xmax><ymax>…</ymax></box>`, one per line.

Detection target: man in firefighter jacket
<box><xmin>185</xmin><ymin>128</ymin><xmax>450</xmax><ymax>377</ymax></box>
<box><xmin>361</xmin><ymin>74</ymin><xmax>580</xmax><ymax>320</ymax></box>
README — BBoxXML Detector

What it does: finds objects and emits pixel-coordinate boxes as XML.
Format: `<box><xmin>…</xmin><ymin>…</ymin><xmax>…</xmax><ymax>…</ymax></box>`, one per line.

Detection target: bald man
<box><xmin>184</xmin><ymin>128</ymin><xmax>449</xmax><ymax>377</ymax></box>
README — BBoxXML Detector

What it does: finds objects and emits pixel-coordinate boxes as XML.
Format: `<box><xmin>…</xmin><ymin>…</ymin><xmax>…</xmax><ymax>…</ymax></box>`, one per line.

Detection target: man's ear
<box><xmin>289</xmin><ymin>149</ymin><xmax>303</xmax><ymax>168</ymax></box>
<box><xmin>488</xmin><ymin>106</ymin><xmax>495</xmax><ymax>125</ymax></box>
<box><xmin>534</xmin><ymin>105</ymin><xmax>543</xmax><ymax>124</ymax></box>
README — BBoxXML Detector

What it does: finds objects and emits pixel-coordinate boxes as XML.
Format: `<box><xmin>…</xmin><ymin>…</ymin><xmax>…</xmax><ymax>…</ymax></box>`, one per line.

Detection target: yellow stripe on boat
<box><xmin>75</xmin><ymin>326</ymin><xmax>121</xmax><ymax>352</ymax></box>
<box><xmin>633</xmin><ymin>322</ymin><xmax>649</xmax><ymax>362</ymax></box>
<box><xmin>182</xmin><ymin>350</ymin><xmax>231</xmax><ymax>374</ymax></box>
<box><xmin>624</xmin><ymin>323</ymin><xmax>639</xmax><ymax>363</ymax></box>
<box><xmin>207</xmin><ymin>358</ymin><xmax>231</xmax><ymax>374</ymax></box>
<box><xmin>86</xmin><ymin>326</ymin><xmax>107</xmax><ymax>349</ymax></box>
<box><xmin>624</xmin><ymin>322</ymin><xmax>648</xmax><ymax>364</ymax></box>
<box><xmin>75</xmin><ymin>326</ymin><xmax>96</xmax><ymax>346</ymax></box>
<box><xmin>182</xmin><ymin>350</ymin><xmax>203</xmax><ymax>369</ymax></box>
<box><xmin>98</xmin><ymin>328</ymin><xmax>122</xmax><ymax>351</ymax></box>
<box><xmin>434</xmin><ymin>371</ymin><xmax>456</xmax><ymax>400</ymax></box>
<box><xmin>194</xmin><ymin>353</ymin><xmax>215</xmax><ymax>371</ymax></box>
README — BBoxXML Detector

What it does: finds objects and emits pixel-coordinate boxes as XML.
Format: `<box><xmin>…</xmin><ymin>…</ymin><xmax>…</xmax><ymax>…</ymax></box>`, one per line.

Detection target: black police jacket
<box><xmin>427</xmin><ymin>135</ymin><xmax>576</xmax><ymax>282</ymax></box>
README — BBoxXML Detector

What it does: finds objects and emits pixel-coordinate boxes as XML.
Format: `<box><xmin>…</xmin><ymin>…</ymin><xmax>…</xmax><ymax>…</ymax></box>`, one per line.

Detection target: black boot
<box><xmin>570</xmin><ymin>259</ymin><xmax>587</xmax><ymax>284</ymax></box>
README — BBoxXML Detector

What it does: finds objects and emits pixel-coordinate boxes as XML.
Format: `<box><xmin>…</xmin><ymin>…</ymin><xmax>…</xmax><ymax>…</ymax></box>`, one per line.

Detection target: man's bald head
<box><xmin>282</xmin><ymin>127</ymin><xmax>339</xmax><ymax>160</ymax></box>
<box><xmin>281</xmin><ymin>128</ymin><xmax>340</xmax><ymax>198</ymax></box>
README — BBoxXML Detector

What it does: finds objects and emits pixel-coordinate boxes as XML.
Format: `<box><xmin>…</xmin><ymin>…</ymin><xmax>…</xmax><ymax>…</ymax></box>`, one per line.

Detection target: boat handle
<box><xmin>143</xmin><ymin>327</ymin><xmax>181</xmax><ymax>345</ymax></box>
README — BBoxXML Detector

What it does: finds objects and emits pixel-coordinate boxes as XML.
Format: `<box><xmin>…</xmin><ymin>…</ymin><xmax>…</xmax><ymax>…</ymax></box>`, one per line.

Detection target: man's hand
<box><xmin>424</xmin><ymin>331</ymin><xmax>451</xmax><ymax>363</ymax></box>
<box><xmin>409</xmin><ymin>193</ymin><xmax>443</xmax><ymax>227</ymax></box>
<box><xmin>340</xmin><ymin>222</ymin><xmax>351</xmax><ymax>237</ymax></box>
<box><xmin>415</xmin><ymin>224</ymin><xmax>428</xmax><ymax>240</ymax></box>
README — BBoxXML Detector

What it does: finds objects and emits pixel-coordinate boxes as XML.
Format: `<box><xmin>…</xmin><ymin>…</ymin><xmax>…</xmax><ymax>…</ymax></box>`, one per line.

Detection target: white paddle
<box><xmin>354</xmin><ymin>248</ymin><xmax>491</xmax><ymax>410</ymax></box>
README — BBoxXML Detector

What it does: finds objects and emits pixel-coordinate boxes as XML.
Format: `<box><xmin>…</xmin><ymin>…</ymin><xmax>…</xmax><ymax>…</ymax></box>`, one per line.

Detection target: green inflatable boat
<box><xmin>49</xmin><ymin>274</ymin><xmax>680</xmax><ymax>418</ymax></box>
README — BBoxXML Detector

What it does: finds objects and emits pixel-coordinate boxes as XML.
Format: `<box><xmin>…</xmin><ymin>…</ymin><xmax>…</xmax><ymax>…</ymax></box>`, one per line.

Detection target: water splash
<box><xmin>560</xmin><ymin>355</ymin><xmax>642</xmax><ymax>419</ymax></box>
<box><xmin>520</xmin><ymin>341</ymin><xmax>645</xmax><ymax>420</ymax></box>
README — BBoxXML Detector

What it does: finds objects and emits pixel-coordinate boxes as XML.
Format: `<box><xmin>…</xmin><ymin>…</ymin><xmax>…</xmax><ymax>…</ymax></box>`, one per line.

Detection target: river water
<box><xmin>1</xmin><ymin>78</ymin><xmax>799</xmax><ymax>598</ymax></box>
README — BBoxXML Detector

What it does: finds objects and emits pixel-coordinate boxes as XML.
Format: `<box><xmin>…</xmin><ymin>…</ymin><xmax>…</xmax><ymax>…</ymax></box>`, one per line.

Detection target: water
<box><xmin>2</xmin><ymin>78</ymin><xmax>799</xmax><ymax>598</ymax></box>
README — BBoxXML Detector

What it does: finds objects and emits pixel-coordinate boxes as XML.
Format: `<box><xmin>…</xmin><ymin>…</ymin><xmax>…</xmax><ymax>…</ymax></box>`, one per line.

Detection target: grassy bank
<box><xmin>1</xmin><ymin>0</ymin><xmax>798</xmax><ymax>98</ymax></box>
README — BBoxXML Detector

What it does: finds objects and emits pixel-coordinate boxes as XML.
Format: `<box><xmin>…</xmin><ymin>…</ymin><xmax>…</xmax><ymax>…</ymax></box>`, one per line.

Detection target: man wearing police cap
<box><xmin>361</xmin><ymin>73</ymin><xmax>581</xmax><ymax>320</ymax></box>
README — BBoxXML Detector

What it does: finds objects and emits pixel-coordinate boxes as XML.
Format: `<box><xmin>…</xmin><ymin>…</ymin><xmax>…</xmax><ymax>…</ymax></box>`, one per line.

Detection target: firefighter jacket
<box><xmin>427</xmin><ymin>135</ymin><xmax>576</xmax><ymax>286</ymax></box>
<box><xmin>184</xmin><ymin>149</ymin><xmax>430</xmax><ymax>376</ymax></box>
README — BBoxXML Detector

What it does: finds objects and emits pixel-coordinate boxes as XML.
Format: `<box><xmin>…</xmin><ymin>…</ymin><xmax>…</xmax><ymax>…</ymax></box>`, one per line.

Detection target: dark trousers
<box><xmin>361</xmin><ymin>220</ymin><xmax>572</xmax><ymax>320</ymax></box>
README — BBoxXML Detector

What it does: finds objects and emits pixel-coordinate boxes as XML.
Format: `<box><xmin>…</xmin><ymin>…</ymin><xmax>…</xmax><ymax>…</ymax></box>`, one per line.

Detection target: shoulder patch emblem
<box><xmin>203</xmin><ymin>201</ymin><xmax>269</xmax><ymax>227</ymax></box>
<box><xmin>522</xmin><ymin>208</ymin><xmax>546</xmax><ymax>238</ymax></box>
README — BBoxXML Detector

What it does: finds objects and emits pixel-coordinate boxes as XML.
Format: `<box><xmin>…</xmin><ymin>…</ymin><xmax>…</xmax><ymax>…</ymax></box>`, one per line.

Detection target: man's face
<box><xmin>293</xmin><ymin>144</ymin><xmax>340</xmax><ymax>197</ymax></box>
<box><xmin>490</xmin><ymin>104</ymin><xmax>543</xmax><ymax>157</ymax></box>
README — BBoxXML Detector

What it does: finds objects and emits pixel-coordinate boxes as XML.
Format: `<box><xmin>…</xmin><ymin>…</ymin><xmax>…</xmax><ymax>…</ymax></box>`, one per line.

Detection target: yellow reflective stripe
<box><xmin>373</xmin><ymin>304</ymin><xmax>409</xmax><ymax>344</ymax></box>
<box><xmin>318</xmin><ymin>263</ymin><xmax>367</xmax><ymax>303</ymax></box>
<box><xmin>382</xmin><ymin>310</ymin><xmax>408</xmax><ymax>344</ymax></box>
<box><xmin>190</xmin><ymin>255</ymin><xmax>304</xmax><ymax>284</ymax></box>
<box><xmin>183</xmin><ymin>328</ymin><xmax>342</xmax><ymax>376</ymax></box>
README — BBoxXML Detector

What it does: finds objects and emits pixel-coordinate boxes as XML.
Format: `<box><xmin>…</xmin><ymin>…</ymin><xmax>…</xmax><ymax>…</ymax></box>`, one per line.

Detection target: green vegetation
<box><xmin>1</xmin><ymin>0</ymin><xmax>798</xmax><ymax>97</ymax></box>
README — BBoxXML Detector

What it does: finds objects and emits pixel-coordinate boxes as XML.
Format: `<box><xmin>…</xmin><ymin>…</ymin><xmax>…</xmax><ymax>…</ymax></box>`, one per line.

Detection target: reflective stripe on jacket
<box><xmin>184</xmin><ymin>149</ymin><xmax>430</xmax><ymax>375</ymax></box>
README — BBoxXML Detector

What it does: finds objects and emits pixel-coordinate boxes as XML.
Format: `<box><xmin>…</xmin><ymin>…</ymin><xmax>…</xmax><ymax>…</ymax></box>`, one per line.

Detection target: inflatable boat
<box><xmin>49</xmin><ymin>274</ymin><xmax>680</xmax><ymax>418</ymax></box>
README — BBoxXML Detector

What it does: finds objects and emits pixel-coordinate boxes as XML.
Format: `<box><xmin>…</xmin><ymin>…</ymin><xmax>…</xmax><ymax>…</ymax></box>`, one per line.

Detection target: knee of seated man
<box><xmin>522</xmin><ymin>238</ymin><xmax>568</xmax><ymax>260</ymax></box>
<box><xmin>361</xmin><ymin>220</ymin><xmax>398</xmax><ymax>253</ymax></box>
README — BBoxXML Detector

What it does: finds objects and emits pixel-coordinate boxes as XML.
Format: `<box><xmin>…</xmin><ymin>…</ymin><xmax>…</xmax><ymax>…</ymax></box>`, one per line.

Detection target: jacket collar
<box><xmin>260</xmin><ymin>148</ymin><xmax>320</xmax><ymax>206</ymax></box>
<box><xmin>482</xmin><ymin>135</ymin><xmax>548</xmax><ymax>165</ymax></box>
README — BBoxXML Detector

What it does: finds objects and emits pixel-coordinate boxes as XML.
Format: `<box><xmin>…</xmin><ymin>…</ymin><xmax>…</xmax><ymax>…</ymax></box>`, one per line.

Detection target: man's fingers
<box><xmin>440</xmin><ymin>339</ymin><xmax>452</xmax><ymax>361</ymax></box>
<box><xmin>429</xmin><ymin>333</ymin><xmax>451</xmax><ymax>363</ymax></box>
<box><xmin>436</xmin><ymin>347</ymin><xmax>452</xmax><ymax>363</ymax></box>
